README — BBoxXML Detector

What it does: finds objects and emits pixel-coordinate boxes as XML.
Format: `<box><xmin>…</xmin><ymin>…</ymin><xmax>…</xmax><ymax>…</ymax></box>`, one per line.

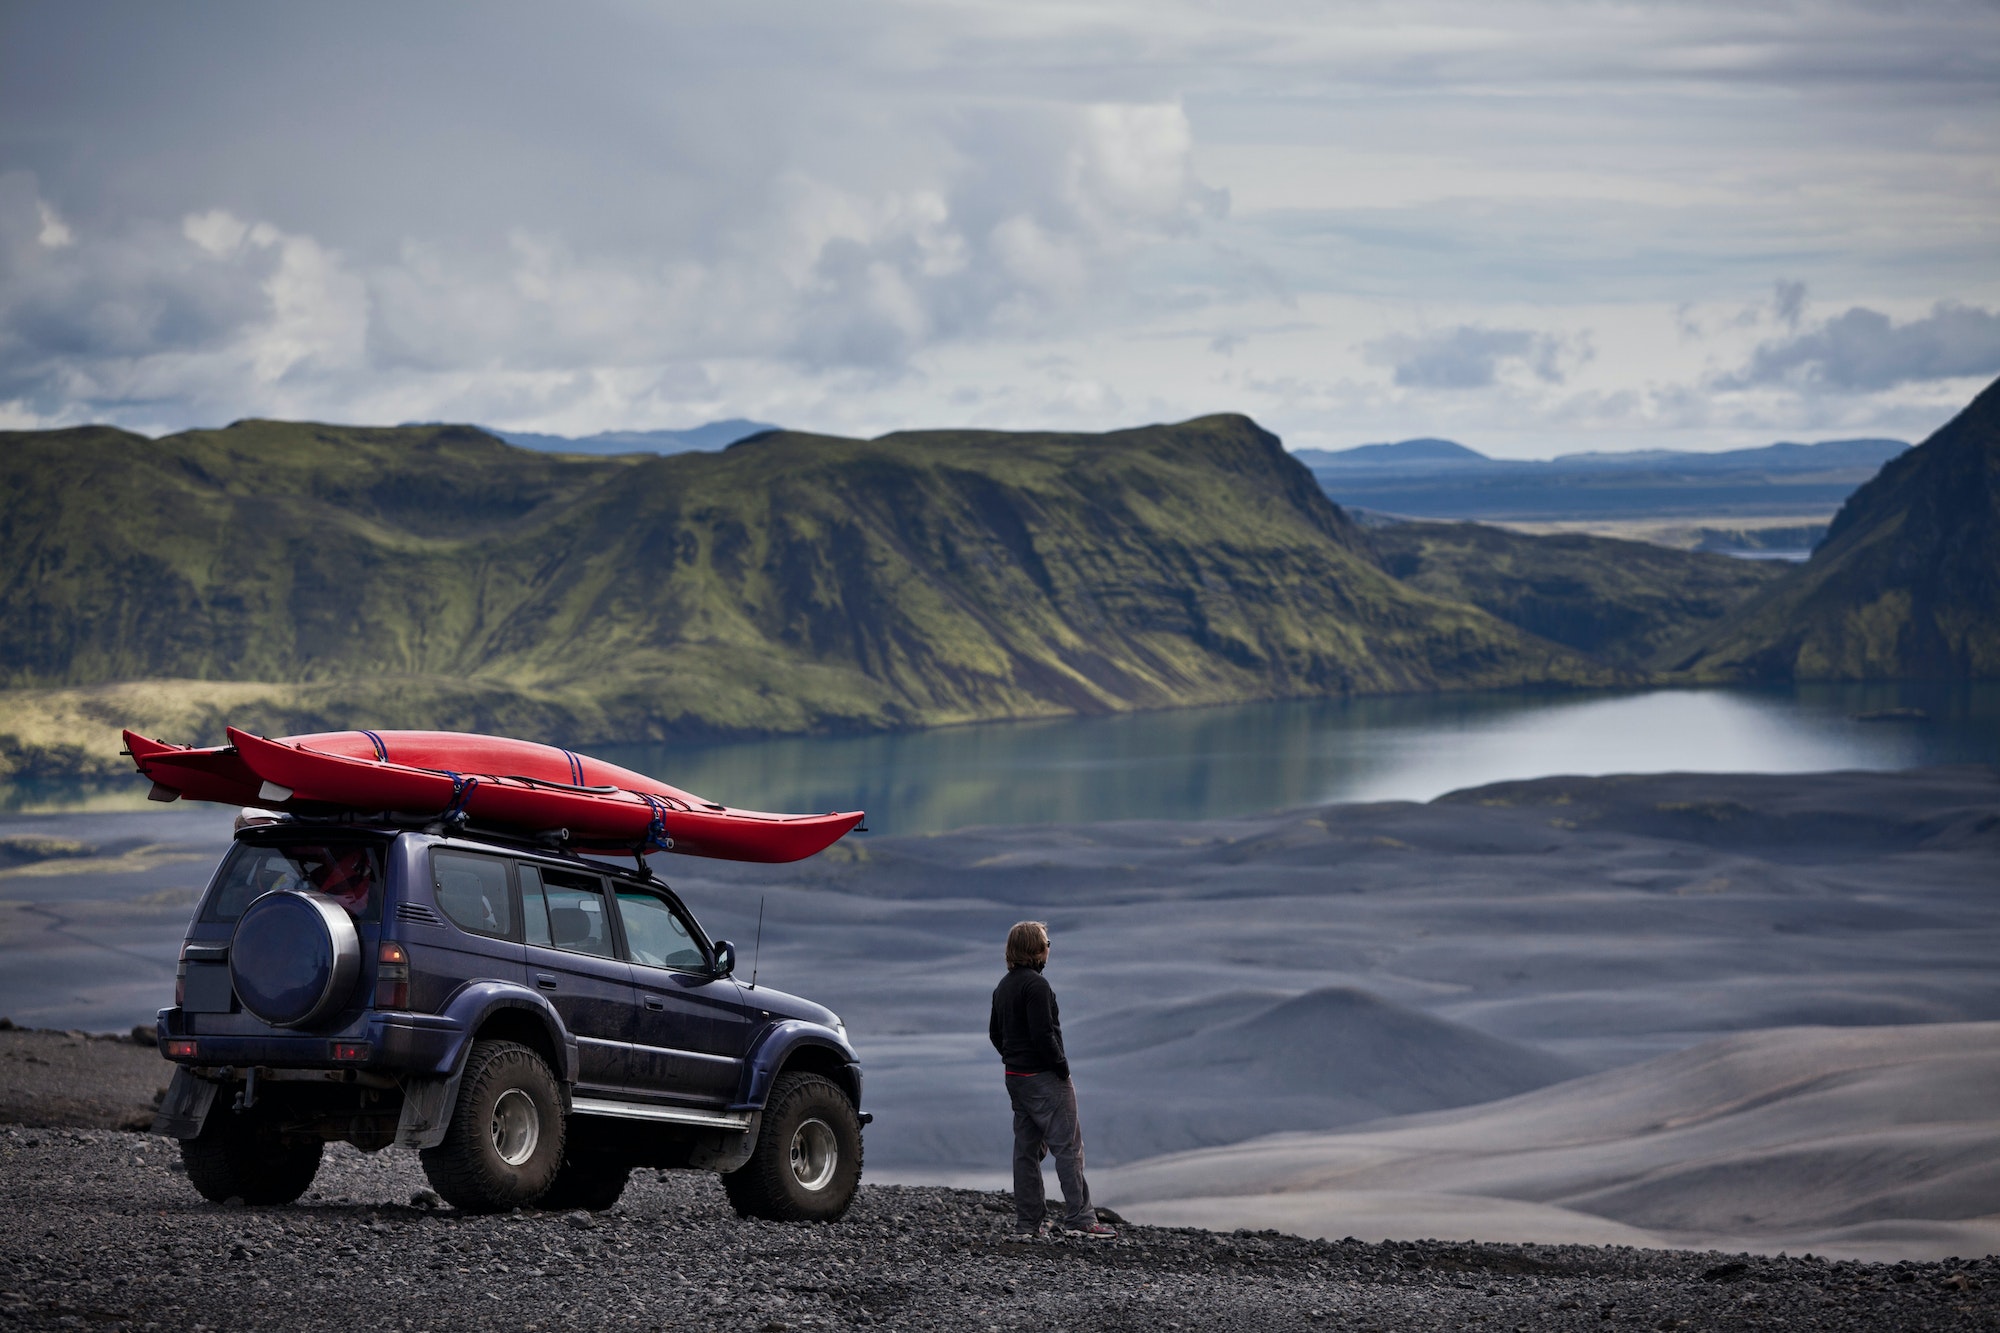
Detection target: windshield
<box><xmin>202</xmin><ymin>838</ymin><xmax>386</xmax><ymax>924</ymax></box>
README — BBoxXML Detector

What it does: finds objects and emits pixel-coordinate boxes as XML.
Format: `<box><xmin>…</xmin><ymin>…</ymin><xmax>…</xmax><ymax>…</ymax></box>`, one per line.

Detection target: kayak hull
<box><xmin>124</xmin><ymin>728</ymin><xmax>863</xmax><ymax>864</ymax></box>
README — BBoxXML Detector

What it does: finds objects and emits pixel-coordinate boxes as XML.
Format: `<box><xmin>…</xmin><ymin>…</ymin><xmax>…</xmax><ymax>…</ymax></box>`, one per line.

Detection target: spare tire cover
<box><xmin>230</xmin><ymin>891</ymin><xmax>362</xmax><ymax>1028</ymax></box>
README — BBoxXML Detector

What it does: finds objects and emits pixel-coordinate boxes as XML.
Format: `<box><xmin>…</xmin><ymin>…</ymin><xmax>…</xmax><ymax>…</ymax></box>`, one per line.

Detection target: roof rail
<box><xmin>254</xmin><ymin>810</ymin><xmax>661</xmax><ymax>881</ymax></box>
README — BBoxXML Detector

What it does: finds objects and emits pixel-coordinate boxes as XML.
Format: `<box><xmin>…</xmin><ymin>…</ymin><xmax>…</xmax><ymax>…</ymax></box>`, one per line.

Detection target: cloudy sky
<box><xmin>2</xmin><ymin>0</ymin><xmax>1996</xmax><ymax>455</ymax></box>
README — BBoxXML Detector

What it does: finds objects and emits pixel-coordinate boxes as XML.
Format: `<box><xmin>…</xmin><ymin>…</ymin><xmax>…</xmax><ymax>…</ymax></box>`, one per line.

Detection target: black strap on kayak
<box><xmin>360</xmin><ymin>730</ymin><xmax>388</xmax><ymax>762</ymax></box>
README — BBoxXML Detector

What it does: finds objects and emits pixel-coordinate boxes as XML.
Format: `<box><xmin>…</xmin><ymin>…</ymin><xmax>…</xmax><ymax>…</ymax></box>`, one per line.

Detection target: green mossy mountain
<box><xmin>1369</xmin><ymin>523</ymin><xmax>1790</xmax><ymax>669</ymax></box>
<box><xmin>1671</xmin><ymin>376</ymin><xmax>2000</xmax><ymax>680</ymax></box>
<box><xmin>0</xmin><ymin>415</ymin><xmax>1621</xmax><ymax>768</ymax></box>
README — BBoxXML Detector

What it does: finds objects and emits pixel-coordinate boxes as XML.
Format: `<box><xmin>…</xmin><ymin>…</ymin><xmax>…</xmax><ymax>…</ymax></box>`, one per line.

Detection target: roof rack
<box><xmin>244</xmin><ymin>809</ymin><xmax>664</xmax><ymax>881</ymax></box>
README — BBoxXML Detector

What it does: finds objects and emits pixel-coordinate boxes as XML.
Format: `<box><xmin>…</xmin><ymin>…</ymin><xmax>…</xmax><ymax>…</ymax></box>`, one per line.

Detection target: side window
<box><xmin>540</xmin><ymin>869</ymin><xmax>614</xmax><ymax>958</ymax></box>
<box><xmin>519</xmin><ymin>864</ymin><xmax>552</xmax><ymax>947</ymax></box>
<box><xmin>615</xmin><ymin>892</ymin><xmax>707</xmax><ymax>970</ymax></box>
<box><xmin>431</xmin><ymin>851</ymin><xmax>515</xmax><ymax>940</ymax></box>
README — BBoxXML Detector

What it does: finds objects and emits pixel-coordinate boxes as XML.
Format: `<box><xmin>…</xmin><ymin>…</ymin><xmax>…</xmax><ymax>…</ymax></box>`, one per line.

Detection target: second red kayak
<box><xmin>125</xmin><ymin>728</ymin><xmax>863</xmax><ymax>864</ymax></box>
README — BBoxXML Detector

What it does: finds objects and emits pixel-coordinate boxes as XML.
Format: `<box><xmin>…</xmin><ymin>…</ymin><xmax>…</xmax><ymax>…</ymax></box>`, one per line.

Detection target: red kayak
<box><xmin>124</xmin><ymin>728</ymin><xmax>864</xmax><ymax>864</ymax></box>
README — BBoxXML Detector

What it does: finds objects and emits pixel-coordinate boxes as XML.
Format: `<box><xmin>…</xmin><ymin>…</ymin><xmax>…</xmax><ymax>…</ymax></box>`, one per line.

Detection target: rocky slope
<box><xmin>0</xmin><ymin>1127</ymin><xmax>1990</xmax><ymax>1331</ymax></box>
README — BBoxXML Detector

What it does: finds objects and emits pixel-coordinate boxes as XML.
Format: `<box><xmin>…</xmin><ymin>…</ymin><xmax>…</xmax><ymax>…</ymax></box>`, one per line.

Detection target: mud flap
<box><xmin>688</xmin><ymin>1112</ymin><xmax>762</xmax><ymax>1174</ymax></box>
<box><xmin>151</xmin><ymin>1068</ymin><xmax>218</xmax><ymax>1140</ymax></box>
<box><xmin>393</xmin><ymin>1070</ymin><xmax>466</xmax><ymax>1150</ymax></box>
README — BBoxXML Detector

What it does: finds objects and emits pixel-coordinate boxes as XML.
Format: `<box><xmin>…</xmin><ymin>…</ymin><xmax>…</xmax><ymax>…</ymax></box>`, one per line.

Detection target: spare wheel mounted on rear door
<box><xmin>229</xmin><ymin>890</ymin><xmax>363</xmax><ymax>1028</ymax></box>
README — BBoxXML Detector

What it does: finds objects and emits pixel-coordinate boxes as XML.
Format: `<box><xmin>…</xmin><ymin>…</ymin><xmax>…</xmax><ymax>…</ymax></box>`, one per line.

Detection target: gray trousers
<box><xmin>1006</xmin><ymin>1071</ymin><xmax>1093</xmax><ymax>1230</ymax></box>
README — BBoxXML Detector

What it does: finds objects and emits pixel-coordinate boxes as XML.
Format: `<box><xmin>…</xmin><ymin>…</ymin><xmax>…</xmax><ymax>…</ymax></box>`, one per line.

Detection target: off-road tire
<box><xmin>722</xmin><ymin>1072</ymin><xmax>862</xmax><ymax>1222</ymax></box>
<box><xmin>180</xmin><ymin>1111</ymin><xmax>323</xmax><ymax>1206</ymax></box>
<box><xmin>419</xmin><ymin>1040</ymin><xmax>565</xmax><ymax>1213</ymax></box>
<box><xmin>538</xmin><ymin>1152</ymin><xmax>632</xmax><ymax>1212</ymax></box>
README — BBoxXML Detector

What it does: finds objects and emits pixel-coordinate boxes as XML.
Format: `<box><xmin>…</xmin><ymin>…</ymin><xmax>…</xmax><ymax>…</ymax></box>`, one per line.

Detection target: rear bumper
<box><xmin>156</xmin><ymin>1007</ymin><xmax>465</xmax><ymax>1077</ymax></box>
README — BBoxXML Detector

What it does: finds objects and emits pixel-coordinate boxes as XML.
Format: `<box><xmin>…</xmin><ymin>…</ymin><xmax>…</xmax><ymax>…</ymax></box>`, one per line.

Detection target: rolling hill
<box><xmin>1671</xmin><ymin>375</ymin><xmax>2000</xmax><ymax>680</ymax></box>
<box><xmin>0</xmin><ymin>415</ymin><xmax>1620</xmax><ymax>778</ymax></box>
<box><xmin>1367</xmin><ymin>522</ymin><xmax>1789</xmax><ymax>667</ymax></box>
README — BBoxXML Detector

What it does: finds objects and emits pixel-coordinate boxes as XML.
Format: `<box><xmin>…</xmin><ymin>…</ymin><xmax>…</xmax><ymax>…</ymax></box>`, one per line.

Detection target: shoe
<box><xmin>1062</xmin><ymin>1221</ymin><xmax>1118</xmax><ymax>1240</ymax></box>
<box><xmin>1002</xmin><ymin>1224</ymin><xmax>1046</xmax><ymax>1242</ymax></box>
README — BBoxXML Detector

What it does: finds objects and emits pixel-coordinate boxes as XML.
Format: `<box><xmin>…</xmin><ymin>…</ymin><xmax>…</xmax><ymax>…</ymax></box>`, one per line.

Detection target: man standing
<box><xmin>988</xmin><ymin>920</ymin><xmax>1116</xmax><ymax>1240</ymax></box>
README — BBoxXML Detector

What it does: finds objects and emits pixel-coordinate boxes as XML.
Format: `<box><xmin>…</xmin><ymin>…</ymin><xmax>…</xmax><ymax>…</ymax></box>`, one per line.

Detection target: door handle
<box><xmin>642</xmin><ymin>994</ymin><xmax>666</xmax><ymax>1011</ymax></box>
<box><xmin>534</xmin><ymin>973</ymin><xmax>558</xmax><ymax>991</ymax></box>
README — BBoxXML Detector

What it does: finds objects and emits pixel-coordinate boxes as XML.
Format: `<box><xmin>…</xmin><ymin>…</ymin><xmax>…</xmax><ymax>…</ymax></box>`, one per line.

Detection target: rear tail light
<box><xmin>375</xmin><ymin>941</ymin><xmax>410</xmax><ymax>1010</ymax></box>
<box><xmin>330</xmin><ymin>1041</ymin><xmax>372</xmax><ymax>1062</ymax></box>
<box><xmin>164</xmin><ymin>1038</ymin><xmax>198</xmax><ymax>1059</ymax></box>
<box><xmin>174</xmin><ymin>942</ymin><xmax>188</xmax><ymax>1007</ymax></box>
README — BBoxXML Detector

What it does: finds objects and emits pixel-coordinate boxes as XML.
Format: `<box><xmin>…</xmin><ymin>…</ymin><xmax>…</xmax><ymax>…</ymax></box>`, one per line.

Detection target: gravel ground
<box><xmin>0</xmin><ymin>1128</ymin><xmax>1991</xmax><ymax>1332</ymax></box>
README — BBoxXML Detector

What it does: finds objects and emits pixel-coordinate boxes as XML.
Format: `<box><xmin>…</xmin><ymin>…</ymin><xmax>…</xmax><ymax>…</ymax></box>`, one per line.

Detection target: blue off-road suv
<box><xmin>153</xmin><ymin>815</ymin><xmax>866</xmax><ymax>1218</ymax></box>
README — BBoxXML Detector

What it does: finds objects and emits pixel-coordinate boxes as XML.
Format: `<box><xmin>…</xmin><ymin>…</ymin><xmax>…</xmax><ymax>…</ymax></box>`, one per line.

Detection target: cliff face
<box><xmin>1671</xmin><ymin>377</ymin><xmax>2000</xmax><ymax>680</ymax></box>
<box><xmin>0</xmin><ymin>415</ymin><xmax>1615</xmax><ymax>748</ymax></box>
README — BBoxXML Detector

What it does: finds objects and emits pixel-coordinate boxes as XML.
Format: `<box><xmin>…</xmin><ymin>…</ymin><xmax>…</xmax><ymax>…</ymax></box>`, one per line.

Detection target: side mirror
<box><xmin>712</xmin><ymin>940</ymin><xmax>736</xmax><ymax>977</ymax></box>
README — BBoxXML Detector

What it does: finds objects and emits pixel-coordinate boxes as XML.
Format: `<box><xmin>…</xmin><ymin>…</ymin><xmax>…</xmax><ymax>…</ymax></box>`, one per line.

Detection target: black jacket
<box><xmin>989</xmin><ymin>963</ymin><xmax>1069</xmax><ymax>1079</ymax></box>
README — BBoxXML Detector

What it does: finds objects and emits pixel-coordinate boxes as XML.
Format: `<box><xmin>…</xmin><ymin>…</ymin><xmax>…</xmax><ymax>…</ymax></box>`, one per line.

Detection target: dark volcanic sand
<box><xmin>0</xmin><ymin>1028</ymin><xmax>169</xmax><ymax>1130</ymax></box>
<box><xmin>0</xmin><ymin>1128</ymin><xmax>1993</xmax><ymax>1333</ymax></box>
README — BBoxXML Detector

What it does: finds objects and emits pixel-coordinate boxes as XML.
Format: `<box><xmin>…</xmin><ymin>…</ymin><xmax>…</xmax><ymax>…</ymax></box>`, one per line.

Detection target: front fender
<box><xmin>736</xmin><ymin>1020</ymin><xmax>860</xmax><ymax>1111</ymax></box>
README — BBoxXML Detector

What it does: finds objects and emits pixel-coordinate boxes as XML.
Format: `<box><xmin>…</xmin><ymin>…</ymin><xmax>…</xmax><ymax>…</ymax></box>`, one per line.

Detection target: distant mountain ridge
<box><xmin>1295</xmin><ymin>436</ymin><xmax>1908</xmax><ymax>473</ymax></box>
<box><xmin>1293</xmin><ymin>436</ymin><xmax>1909</xmax><ymax>523</ymax></box>
<box><xmin>1293</xmin><ymin>438</ymin><xmax>1492</xmax><ymax>469</ymax></box>
<box><xmin>480</xmin><ymin>419</ymin><xmax>778</xmax><ymax>455</ymax></box>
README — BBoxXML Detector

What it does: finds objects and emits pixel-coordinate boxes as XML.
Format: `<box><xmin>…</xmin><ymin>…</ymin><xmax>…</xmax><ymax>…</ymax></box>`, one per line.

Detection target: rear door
<box><xmin>519</xmin><ymin>864</ymin><xmax>635</xmax><ymax>1093</ymax></box>
<box><xmin>615</xmin><ymin>887</ymin><xmax>755</xmax><ymax>1106</ymax></box>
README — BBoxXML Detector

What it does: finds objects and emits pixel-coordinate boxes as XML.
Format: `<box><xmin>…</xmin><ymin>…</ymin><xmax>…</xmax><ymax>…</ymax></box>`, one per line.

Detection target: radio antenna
<box><xmin>750</xmin><ymin>895</ymin><xmax>765</xmax><ymax>990</ymax></box>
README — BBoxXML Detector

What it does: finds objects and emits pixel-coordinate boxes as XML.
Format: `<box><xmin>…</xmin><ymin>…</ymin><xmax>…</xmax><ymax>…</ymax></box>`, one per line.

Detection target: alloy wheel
<box><xmin>490</xmin><ymin>1087</ymin><xmax>541</xmax><ymax>1167</ymax></box>
<box><xmin>788</xmin><ymin>1117</ymin><xmax>838</xmax><ymax>1191</ymax></box>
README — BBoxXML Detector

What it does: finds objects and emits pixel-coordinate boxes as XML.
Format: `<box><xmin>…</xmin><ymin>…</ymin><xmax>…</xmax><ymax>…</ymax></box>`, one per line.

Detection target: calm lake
<box><xmin>600</xmin><ymin>681</ymin><xmax>1998</xmax><ymax>835</ymax></box>
<box><xmin>12</xmin><ymin>682</ymin><xmax>1995</xmax><ymax>832</ymax></box>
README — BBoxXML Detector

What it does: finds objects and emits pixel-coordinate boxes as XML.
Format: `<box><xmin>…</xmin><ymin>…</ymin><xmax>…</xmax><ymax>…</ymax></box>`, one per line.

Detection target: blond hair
<box><xmin>1005</xmin><ymin>920</ymin><xmax>1050</xmax><ymax>967</ymax></box>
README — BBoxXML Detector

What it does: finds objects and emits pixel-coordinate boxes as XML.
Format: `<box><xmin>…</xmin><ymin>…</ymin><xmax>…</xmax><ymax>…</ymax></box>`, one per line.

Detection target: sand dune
<box><xmin>4</xmin><ymin>766</ymin><xmax>1996</xmax><ymax>1261</ymax></box>
<box><xmin>1081</xmin><ymin>987</ymin><xmax>1582</xmax><ymax>1159</ymax></box>
<box><xmin>1103</xmin><ymin>1021</ymin><xmax>2000</xmax><ymax>1261</ymax></box>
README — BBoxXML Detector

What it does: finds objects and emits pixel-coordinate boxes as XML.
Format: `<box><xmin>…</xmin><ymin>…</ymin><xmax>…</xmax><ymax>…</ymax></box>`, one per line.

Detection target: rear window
<box><xmin>203</xmin><ymin>839</ymin><xmax>385</xmax><ymax>924</ymax></box>
<box><xmin>431</xmin><ymin>851</ymin><xmax>515</xmax><ymax>939</ymax></box>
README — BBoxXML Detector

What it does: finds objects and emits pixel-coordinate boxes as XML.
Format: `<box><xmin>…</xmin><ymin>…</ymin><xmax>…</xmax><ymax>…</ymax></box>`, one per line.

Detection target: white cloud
<box><xmin>1720</xmin><ymin>302</ymin><xmax>2000</xmax><ymax>393</ymax></box>
<box><xmin>0</xmin><ymin>1</ymin><xmax>1994</xmax><ymax>447</ymax></box>
<box><xmin>182</xmin><ymin>210</ymin><xmax>248</xmax><ymax>258</ymax></box>
<box><xmin>35</xmin><ymin>201</ymin><xmax>72</xmax><ymax>249</ymax></box>
<box><xmin>1365</xmin><ymin>325</ymin><xmax>1585</xmax><ymax>390</ymax></box>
